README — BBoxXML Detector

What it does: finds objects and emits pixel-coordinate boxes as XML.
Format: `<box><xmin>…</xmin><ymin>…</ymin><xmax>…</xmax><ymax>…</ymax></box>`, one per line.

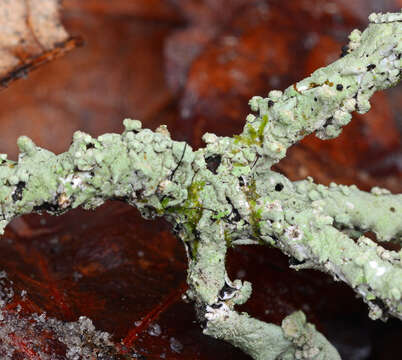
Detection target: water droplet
<box><xmin>148</xmin><ymin>323</ymin><xmax>161</xmax><ymax>337</ymax></box>
<box><xmin>169</xmin><ymin>337</ymin><xmax>183</xmax><ymax>353</ymax></box>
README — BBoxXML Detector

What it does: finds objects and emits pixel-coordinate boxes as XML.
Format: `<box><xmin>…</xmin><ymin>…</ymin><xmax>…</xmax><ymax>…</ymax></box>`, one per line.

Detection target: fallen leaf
<box><xmin>0</xmin><ymin>0</ymin><xmax>82</xmax><ymax>89</ymax></box>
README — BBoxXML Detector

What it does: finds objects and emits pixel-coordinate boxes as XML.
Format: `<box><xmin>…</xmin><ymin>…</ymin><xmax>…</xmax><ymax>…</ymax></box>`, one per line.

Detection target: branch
<box><xmin>0</xmin><ymin>121</ymin><xmax>193</xmax><ymax>234</ymax></box>
<box><xmin>235</xmin><ymin>11</ymin><xmax>402</xmax><ymax>166</ymax></box>
<box><xmin>252</xmin><ymin>176</ymin><xmax>402</xmax><ymax>320</ymax></box>
<box><xmin>205</xmin><ymin>310</ymin><xmax>340</xmax><ymax>360</ymax></box>
<box><xmin>314</xmin><ymin>183</ymin><xmax>402</xmax><ymax>243</ymax></box>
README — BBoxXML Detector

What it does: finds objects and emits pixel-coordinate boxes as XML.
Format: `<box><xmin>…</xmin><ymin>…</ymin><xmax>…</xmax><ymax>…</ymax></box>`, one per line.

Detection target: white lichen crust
<box><xmin>0</xmin><ymin>11</ymin><xmax>401</xmax><ymax>360</ymax></box>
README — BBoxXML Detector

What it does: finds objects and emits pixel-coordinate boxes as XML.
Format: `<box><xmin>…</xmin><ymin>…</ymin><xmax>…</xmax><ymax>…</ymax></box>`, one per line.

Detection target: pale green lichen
<box><xmin>0</xmin><ymin>11</ymin><xmax>401</xmax><ymax>360</ymax></box>
<box><xmin>281</xmin><ymin>311</ymin><xmax>341</xmax><ymax>360</ymax></box>
<box><xmin>204</xmin><ymin>307</ymin><xmax>340</xmax><ymax>360</ymax></box>
<box><xmin>240</xmin><ymin>10</ymin><xmax>402</xmax><ymax>167</ymax></box>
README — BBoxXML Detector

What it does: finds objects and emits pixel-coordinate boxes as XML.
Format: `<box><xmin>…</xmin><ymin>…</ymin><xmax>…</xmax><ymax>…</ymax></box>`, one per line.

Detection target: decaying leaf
<box><xmin>0</xmin><ymin>0</ymin><xmax>81</xmax><ymax>88</ymax></box>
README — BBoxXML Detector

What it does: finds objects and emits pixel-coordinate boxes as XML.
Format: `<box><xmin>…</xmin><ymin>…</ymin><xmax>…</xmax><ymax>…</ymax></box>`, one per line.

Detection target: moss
<box><xmin>240</xmin><ymin>179</ymin><xmax>263</xmax><ymax>238</ymax></box>
<box><xmin>183</xmin><ymin>181</ymin><xmax>206</xmax><ymax>228</ymax></box>
<box><xmin>161</xmin><ymin>197</ymin><xmax>170</xmax><ymax>208</ymax></box>
<box><xmin>250</xmin><ymin>206</ymin><xmax>263</xmax><ymax>239</ymax></box>
<box><xmin>187</xmin><ymin>181</ymin><xmax>206</xmax><ymax>201</ymax></box>
<box><xmin>244</xmin><ymin>178</ymin><xmax>258</xmax><ymax>202</ymax></box>
<box><xmin>257</xmin><ymin>115</ymin><xmax>269</xmax><ymax>141</ymax></box>
<box><xmin>212</xmin><ymin>210</ymin><xmax>230</xmax><ymax>221</ymax></box>
<box><xmin>234</xmin><ymin>115</ymin><xmax>268</xmax><ymax>146</ymax></box>
<box><xmin>191</xmin><ymin>239</ymin><xmax>200</xmax><ymax>259</ymax></box>
<box><xmin>224</xmin><ymin>230</ymin><xmax>233</xmax><ymax>247</ymax></box>
<box><xmin>164</xmin><ymin>181</ymin><xmax>206</xmax><ymax>238</ymax></box>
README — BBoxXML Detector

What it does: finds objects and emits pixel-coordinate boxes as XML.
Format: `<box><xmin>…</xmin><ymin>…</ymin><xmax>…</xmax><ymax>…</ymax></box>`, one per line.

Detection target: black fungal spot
<box><xmin>135</xmin><ymin>189</ymin><xmax>144</xmax><ymax>199</ymax></box>
<box><xmin>199</xmin><ymin>317</ymin><xmax>207</xmax><ymax>329</ymax></box>
<box><xmin>12</xmin><ymin>181</ymin><xmax>26</xmax><ymax>202</ymax></box>
<box><xmin>172</xmin><ymin>223</ymin><xmax>183</xmax><ymax>237</ymax></box>
<box><xmin>372</xmin><ymin>298</ymin><xmax>387</xmax><ymax>314</ymax></box>
<box><xmin>367</xmin><ymin>64</ymin><xmax>376</xmax><ymax>71</ymax></box>
<box><xmin>353</xmin><ymin>93</ymin><xmax>360</xmax><ymax>112</ymax></box>
<box><xmin>86</xmin><ymin>143</ymin><xmax>95</xmax><ymax>150</ymax></box>
<box><xmin>238</xmin><ymin>177</ymin><xmax>245</xmax><ymax>186</ymax></box>
<box><xmin>268</xmin><ymin>100</ymin><xmax>274</xmax><ymax>107</ymax></box>
<box><xmin>231</xmin><ymin>208</ymin><xmax>242</xmax><ymax>222</ymax></box>
<box><xmin>314</xmin><ymin>97</ymin><xmax>318</xmax><ymax>102</ymax></box>
<box><xmin>205</xmin><ymin>154</ymin><xmax>221</xmax><ymax>174</ymax></box>
<box><xmin>275</xmin><ymin>183</ymin><xmax>284</xmax><ymax>192</ymax></box>
<box><xmin>219</xmin><ymin>283</ymin><xmax>237</xmax><ymax>299</ymax></box>
<box><xmin>33</xmin><ymin>202</ymin><xmax>59</xmax><ymax>213</ymax></box>
<box><xmin>336</xmin><ymin>84</ymin><xmax>343</xmax><ymax>91</ymax></box>
<box><xmin>225</xmin><ymin>196</ymin><xmax>242</xmax><ymax>222</ymax></box>
<box><xmin>340</xmin><ymin>45</ymin><xmax>349</xmax><ymax>57</ymax></box>
<box><xmin>390</xmin><ymin>207</ymin><xmax>395</xmax><ymax>213</ymax></box>
<box><xmin>110</xmin><ymin>196</ymin><xmax>129</xmax><ymax>203</ymax></box>
<box><xmin>324</xmin><ymin>116</ymin><xmax>334</xmax><ymax>128</ymax></box>
<box><xmin>289</xmin><ymin>257</ymin><xmax>305</xmax><ymax>266</ymax></box>
<box><xmin>210</xmin><ymin>303</ymin><xmax>223</xmax><ymax>309</ymax></box>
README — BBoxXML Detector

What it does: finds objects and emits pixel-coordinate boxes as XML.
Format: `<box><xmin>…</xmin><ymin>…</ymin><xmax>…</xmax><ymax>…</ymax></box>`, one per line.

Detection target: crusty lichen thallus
<box><xmin>0</xmin><ymin>11</ymin><xmax>401</xmax><ymax>360</ymax></box>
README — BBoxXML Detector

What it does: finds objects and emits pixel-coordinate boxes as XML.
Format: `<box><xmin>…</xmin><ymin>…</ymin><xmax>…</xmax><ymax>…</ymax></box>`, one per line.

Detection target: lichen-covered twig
<box><xmin>243</xmin><ymin>11</ymin><xmax>402</xmax><ymax>166</ymax></box>
<box><xmin>205</xmin><ymin>310</ymin><xmax>341</xmax><ymax>360</ymax></box>
<box><xmin>0</xmin><ymin>11</ymin><xmax>401</xmax><ymax>360</ymax></box>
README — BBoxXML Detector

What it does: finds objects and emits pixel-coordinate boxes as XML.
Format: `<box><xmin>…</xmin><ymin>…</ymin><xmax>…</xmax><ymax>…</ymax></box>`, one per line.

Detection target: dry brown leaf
<box><xmin>0</xmin><ymin>0</ymin><xmax>81</xmax><ymax>88</ymax></box>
